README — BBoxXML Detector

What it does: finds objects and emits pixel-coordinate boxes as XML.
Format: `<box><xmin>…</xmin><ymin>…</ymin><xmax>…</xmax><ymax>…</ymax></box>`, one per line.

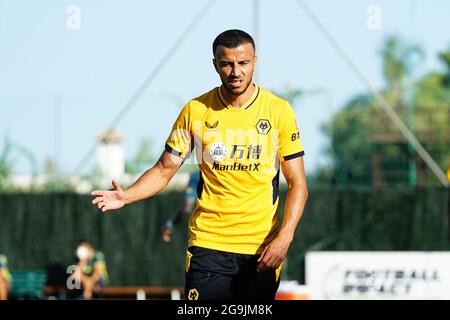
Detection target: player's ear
<box><xmin>212</xmin><ymin>58</ymin><xmax>218</xmax><ymax>73</ymax></box>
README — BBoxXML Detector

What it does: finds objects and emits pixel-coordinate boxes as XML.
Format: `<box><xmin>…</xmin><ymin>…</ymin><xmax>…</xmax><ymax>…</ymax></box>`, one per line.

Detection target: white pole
<box><xmin>253</xmin><ymin>0</ymin><xmax>260</xmax><ymax>83</ymax></box>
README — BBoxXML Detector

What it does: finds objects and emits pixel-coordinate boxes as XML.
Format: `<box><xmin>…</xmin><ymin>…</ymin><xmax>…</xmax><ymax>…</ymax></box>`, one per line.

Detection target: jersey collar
<box><xmin>217</xmin><ymin>84</ymin><xmax>260</xmax><ymax>110</ymax></box>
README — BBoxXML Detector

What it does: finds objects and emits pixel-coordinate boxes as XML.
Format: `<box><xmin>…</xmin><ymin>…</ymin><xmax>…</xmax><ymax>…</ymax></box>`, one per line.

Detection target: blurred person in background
<box><xmin>72</xmin><ymin>240</ymin><xmax>109</xmax><ymax>300</ymax></box>
<box><xmin>161</xmin><ymin>170</ymin><xmax>200</xmax><ymax>242</ymax></box>
<box><xmin>0</xmin><ymin>254</ymin><xmax>12</xmax><ymax>300</ymax></box>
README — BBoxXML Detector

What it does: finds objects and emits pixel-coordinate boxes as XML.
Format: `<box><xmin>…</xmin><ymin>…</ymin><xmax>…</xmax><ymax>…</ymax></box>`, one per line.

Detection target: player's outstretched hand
<box><xmin>91</xmin><ymin>180</ymin><xmax>126</xmax><ymax>213</ymax></box>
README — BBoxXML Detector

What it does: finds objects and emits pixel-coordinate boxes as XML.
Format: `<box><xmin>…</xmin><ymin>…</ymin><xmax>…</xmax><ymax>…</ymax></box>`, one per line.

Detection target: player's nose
<box><xmin>231</xmin><ymin>64</ymin><xmax>241</xmax><ymax>76</ymax></box>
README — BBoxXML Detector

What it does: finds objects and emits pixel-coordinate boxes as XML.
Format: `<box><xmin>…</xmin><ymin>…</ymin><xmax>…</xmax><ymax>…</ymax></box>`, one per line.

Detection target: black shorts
<box><xmin>185</xmin><ymin>246</ymin><xmax>281</xmax><ymax>300</ymax></box>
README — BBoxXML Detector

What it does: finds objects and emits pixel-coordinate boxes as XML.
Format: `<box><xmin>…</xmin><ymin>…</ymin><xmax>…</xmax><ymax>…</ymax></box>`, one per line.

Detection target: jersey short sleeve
<box><xmin>279</xmin><ymin>102</ymin><xmax>304</xmax><ymax>161</ymax></box>
<box><xmin>165</xmin><ymin>102</ymin><xmax>193</xmax><ymax>159</ymax></box>
<box><xmin>93</xmin><ymin>251</ymin><xmax>105</xmax><ymax>265</ymax></box>
<box><xmin>93</xmin><ymin>251</ymin><xmax>109</xmax><ymax>283</ymax></box>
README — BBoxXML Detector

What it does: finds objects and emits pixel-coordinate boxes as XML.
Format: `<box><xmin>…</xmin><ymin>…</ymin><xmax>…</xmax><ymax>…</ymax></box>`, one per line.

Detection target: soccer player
<box><xmin>161</xmin><ymin>170</ymin><xmax>200</xmax><ymax>242</ymax></box>
<box><xmin>0</xmin><ymin>255</ymin><xmax>12</xmax><ymax>300</ymax></box>
<box><xmin>91</xmin><ymin>29</ymin><xmax>308</xmax><ymax>300</ymax></box>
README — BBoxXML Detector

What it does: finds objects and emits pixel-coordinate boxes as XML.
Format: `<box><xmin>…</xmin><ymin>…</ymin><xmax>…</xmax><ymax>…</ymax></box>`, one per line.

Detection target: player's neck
<box><xmin>221</xmin><ymin>83</ymin><xmax>256</xmax><ymax>108</ymax></box>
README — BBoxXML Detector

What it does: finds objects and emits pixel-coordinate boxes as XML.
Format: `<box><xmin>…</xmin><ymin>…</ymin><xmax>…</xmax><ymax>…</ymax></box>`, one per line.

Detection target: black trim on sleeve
<box><xmin>165</xmin><ymin>143</ymin><xmax>183</xmax><ymax>157</ymax></box>
<box><xmin>283</xmin><ymin>151</ymin><xmax>305</xmax><ymax>161</ymax></box>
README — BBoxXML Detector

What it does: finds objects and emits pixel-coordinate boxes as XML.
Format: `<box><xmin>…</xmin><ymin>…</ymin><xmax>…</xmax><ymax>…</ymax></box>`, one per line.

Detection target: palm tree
<box><xmin>380</xmin><ymin>36</ymin><xmax>424</xmax><ymax>104</ymax></box>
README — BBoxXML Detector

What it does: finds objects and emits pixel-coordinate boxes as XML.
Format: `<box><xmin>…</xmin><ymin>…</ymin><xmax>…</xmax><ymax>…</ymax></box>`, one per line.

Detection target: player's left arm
<box><xmin>257</xmin><ymin>156</ymin><xmax>308</xmax><ymax>272</ymax></box>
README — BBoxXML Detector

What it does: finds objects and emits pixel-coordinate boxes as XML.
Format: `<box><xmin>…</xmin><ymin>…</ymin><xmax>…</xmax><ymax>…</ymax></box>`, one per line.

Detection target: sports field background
<box><xmin>1</xmin><ymin>188</ymin><xmax>448</xmax><ymax>287</ymax></box>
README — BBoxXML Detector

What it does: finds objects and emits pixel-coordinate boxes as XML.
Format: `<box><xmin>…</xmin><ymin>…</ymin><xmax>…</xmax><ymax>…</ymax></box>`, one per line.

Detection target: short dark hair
<box><xmin>212</xmin><ymin>29</ymin><xmax>255</xmax><ymax>56</ymax></box>
<box><xmin>77</xmin><ymin>239</ymin><xmax>92</xmax><ymax>247</ymax></box>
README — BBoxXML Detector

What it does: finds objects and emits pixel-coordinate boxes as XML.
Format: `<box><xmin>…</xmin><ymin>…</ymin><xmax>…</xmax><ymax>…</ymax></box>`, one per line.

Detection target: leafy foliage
<box><xmin>316</xmin><ymin>36</ymin><xmax>450</xmax><ymax>186</ymax></box>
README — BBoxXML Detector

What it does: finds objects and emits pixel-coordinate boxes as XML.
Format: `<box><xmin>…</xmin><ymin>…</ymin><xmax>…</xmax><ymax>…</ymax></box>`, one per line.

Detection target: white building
<box><xmin>97</xmin><ymin>130</ymin><xmax>125</xmax><ymax>185</ymax></box>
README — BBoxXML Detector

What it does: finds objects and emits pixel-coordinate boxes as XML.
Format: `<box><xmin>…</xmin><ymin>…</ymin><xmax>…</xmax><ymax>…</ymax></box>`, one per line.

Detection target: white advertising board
<box><xmin>306</xmin><ymin>251</ymin><xmax>450</xmax><ymax>300</ymax></box>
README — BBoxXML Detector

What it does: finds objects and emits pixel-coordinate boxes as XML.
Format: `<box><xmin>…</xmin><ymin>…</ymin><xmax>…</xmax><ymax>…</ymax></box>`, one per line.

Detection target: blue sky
<box><xmin>1</xmin><ymin>0</ymin><xmax>449</xmax><ymax>176</ymax></box>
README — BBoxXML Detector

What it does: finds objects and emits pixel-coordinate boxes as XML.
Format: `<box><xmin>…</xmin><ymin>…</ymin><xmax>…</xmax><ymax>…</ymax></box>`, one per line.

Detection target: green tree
<box><xmin>320</xmin><ymin>94</ymin><xmax>373</xmax><ymax>185</ymax></box>
<box><xmin>0</xmin><ymin>136</ymin><xmax>15</xmax><ymax>190</ymax></box>
<box><xmin>316</xmin><ymin>37</ymin><xmax>450</xmax><ymax>186</ymax></box>
<box><xmin>438</xmin><ymin>48</ymin><xmax>450</xmax><ymax>87</ymax></box>
<box><xmin>125</xmin><ymin>138</ymin><xmax>158</xmax><ymax>175</ymax></box>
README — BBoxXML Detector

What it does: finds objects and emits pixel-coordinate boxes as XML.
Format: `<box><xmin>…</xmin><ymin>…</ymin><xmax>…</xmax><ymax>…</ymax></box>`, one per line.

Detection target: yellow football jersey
<box><xmin>165</xmin><ymin>85</ymin><xmax>304</xmax><ymax>254</ymax></box>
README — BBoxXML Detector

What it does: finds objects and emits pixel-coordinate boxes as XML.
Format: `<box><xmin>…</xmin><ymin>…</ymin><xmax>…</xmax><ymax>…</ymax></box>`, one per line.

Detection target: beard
<box><xmin>221</xmin><ymin>75</ymin><xmax>253</xmax><ymax>96</ymax></box>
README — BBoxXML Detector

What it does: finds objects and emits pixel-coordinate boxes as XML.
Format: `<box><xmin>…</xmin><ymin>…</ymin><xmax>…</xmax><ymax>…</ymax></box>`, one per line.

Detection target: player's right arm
<box><xmin>92</xmin><ymin>101</ymin><xmax>193</xmax><ymax>213</ymax></box>
<box><xmin>91</xmin><ymin>150</ymin><xmax>183</xmax><ymax>213</ymax></box>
